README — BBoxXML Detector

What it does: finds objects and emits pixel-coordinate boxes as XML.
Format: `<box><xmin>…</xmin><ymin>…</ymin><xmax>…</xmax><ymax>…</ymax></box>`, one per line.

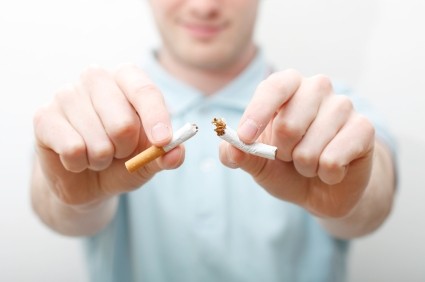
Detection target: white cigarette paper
<box><xmin>212</xmin><ymin>118</ymin><xmax>277</xmax><ymax>160</ymax></box>
<box><xmin>163</xmin><ymin>123</ymin><xmax>199</xmax><ymax>152</ymax></box>
<box><xmin>125</xmin><ymin>123</ymin><xmax>198</xmax><ymax>172</ymax></box>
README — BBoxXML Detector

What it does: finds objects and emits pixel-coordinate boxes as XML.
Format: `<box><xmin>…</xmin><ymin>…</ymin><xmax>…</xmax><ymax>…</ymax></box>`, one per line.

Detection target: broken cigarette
<box><xmin>212</xmin><ymin>117</ymin><xmax>277</xmax><ymax>160</ymax></box>
<box><xmin>125</xmin><ymin>123</ymin><xmax>198</xmax><ymax>172</ymax></box>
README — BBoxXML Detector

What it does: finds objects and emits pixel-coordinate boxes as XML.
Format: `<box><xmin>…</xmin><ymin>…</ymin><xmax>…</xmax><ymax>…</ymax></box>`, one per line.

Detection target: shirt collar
<box><xmin>141</xmin><ymin>49</ymin><xmax>269</xmax><ymax>116</ymax></box>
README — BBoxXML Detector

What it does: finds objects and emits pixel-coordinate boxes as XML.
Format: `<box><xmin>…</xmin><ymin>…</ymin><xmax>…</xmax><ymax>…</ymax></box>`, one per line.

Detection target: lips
<box><xmin>181</xmin><ymin>21</ymin><xmax>227</xmax><ymax>40</ymax></box>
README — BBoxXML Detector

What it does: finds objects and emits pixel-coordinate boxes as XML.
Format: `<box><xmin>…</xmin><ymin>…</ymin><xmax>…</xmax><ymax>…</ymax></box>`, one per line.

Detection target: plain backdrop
<box><xmin>1</xmin><ymin>0</ymin><xmax>424</xmax><ymax>281</ymax></box>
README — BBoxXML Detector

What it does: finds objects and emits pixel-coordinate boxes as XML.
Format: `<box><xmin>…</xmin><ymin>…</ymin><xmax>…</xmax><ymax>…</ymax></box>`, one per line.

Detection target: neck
<box><xmin>157</xmin><ymin>46</ymin><xmax>257</xmax><ymax>95</ymax></box>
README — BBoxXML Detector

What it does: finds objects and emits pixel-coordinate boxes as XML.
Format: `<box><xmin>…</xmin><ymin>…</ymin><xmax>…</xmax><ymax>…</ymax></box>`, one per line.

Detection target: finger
<box><xmin>57</xmin><ymin>84</ymin><xmax>115</xmax><ymax>171</ymax></box>
<box><xmin>219</xmin><ymin>141</ymin><xmax>243</xmax><ymax>169</ymax></box>
<box><xmin>33</xmin><ymin>105</ymin><xmax>88</xmax><ymax>173</ymax></box>
<box><xmin>219</xmin><ymin>141</ymin><xmax>308</xmax><ymax>205</ymax></box>
<box><xmin>157</xmin><ymin>145</ymin><xmax>186</xmax><ymax>170</ymax></box>
<box><xmin>292</xmin><ymin>95</ymin><xmax>353</xmax><ymax>177</ymax></box>
<box><xmin>115</xmin><ymin>64</ymin><xmax>172</xmax><ymax>146</ymax></box>
<box><xmin>81</xmin><ymin>66</ymin><xmax>141</xmax><ymax>159</ymax></box>
<box><xmin>99</xmin><ymin>144</ymin><xmax>186</xmax><ymax>196</ymax></box>
<box><xmin>318</xmin><ymin>114</ymin><xmax>375</xmax><ymax>185</ymax></box>
<box><xmin>125</xmin><ymin>145</ymin><xmax>186</xmax><ymax>186</ymax></box>
<box><xmin>237</xmin><ymin>69</ymin><xmax>302</xmax><ymax>143</ymax></box>
<box><xmin>219</xmin><ymin>141</ymin><xmax>267</xmax><ymax>174</ymax></box>
<box><xmin>272</xmin><ymin>75</ymin><xmax>334</xmax><ymax>161</ymax></box>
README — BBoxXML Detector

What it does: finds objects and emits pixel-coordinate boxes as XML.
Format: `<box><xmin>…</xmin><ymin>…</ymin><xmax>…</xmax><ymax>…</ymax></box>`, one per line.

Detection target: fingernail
<box><xmin>239</xmin><ymin>118</ymin><xmax>259</xmax><ymax>142</ymax></box>
<box><xmin>151</xmin><ymin>122</ymin><xmax>171</xmax><ymax>143</ymax></box>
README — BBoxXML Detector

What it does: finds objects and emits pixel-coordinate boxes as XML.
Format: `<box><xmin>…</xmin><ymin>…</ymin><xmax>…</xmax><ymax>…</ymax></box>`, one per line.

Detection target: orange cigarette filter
<box><xmin>125</xmin><ymin>146</ymin><xmax>165</xmax><ymax>173</ymax></box>
<box><xmin>125</xmin><ymin>123</ymin><xmax>198</xmax><ymax>173</ymax></box>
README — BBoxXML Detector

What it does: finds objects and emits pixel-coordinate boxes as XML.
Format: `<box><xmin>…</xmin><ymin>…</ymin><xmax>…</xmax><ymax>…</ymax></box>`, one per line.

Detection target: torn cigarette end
<box><xmin>212</xmin><ymin>117</ymin><xmax>226</xmax><ymax>136</ymax></box>
<box><xmin>125</xmin><ymin>123</ymin><xmax>198</xmax><ymax>173</ymax></box>
<box><xmin>212</xmin><ymin>117</ymin><xmax>277</xmax><ymax>160</ymax></box>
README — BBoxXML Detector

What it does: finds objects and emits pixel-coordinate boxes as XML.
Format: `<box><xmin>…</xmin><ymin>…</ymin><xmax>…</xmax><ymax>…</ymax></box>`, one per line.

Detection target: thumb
<box><xmin>104</xmin><ymin>145</ymin><xmax>186</xmax><ymax>193</ymax></box>
<box><xmin>218</xmin><ymin>141</ymin><xmax>268</xmax><ymax>176</ymax></box>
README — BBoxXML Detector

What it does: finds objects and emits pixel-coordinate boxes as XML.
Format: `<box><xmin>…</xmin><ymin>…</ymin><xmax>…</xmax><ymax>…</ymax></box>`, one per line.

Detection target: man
<box><xmin>31</xmin><ymin>0</ymin><xmax>396</xmax><ymax>281</ymax></box>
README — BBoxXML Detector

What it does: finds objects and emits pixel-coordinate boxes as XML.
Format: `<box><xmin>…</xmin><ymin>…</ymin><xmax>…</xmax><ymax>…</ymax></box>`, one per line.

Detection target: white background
<box><xmin>1</xmin><ymin>0</ymin><xmax>424</xmax><ymax>281</ymax></box>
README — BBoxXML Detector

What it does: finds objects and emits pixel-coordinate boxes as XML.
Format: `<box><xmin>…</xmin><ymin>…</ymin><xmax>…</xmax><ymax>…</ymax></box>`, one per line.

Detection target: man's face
<box><xmin>149</xmin><ymin>0</ymin><xmax>259</xmax><ymax>70</ymax></box>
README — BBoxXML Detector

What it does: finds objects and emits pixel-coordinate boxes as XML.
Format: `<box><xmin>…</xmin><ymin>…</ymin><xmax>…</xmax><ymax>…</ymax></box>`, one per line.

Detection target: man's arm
<box><xmin>31</xmin><ymin>158</ymin><xmax>119</xmax><ymax>236</ymax></box>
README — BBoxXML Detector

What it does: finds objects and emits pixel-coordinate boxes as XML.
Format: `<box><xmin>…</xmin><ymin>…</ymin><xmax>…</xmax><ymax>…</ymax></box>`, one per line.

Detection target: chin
<box><xmin>180</xmin><ymin>46</ymin><xmax>239</xmax><ymax>70</ymax></box>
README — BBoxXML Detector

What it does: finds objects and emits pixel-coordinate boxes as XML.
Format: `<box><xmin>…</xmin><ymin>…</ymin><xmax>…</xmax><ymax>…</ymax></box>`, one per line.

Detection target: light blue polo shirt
<box><xmin>84</xmin><ymin>51</ymin><xmax>394</xmax><ymax>282</ymax></box>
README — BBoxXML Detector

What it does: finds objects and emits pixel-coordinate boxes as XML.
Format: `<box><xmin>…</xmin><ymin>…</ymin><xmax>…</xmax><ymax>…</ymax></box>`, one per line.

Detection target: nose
<box><xmin>187</xmin><ymin>0</ymin><xmax>220</xmax><ymax>18</ymax></box>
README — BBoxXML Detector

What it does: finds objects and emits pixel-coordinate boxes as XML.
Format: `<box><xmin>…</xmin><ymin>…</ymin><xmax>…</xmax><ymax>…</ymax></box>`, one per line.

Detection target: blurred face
<box><xmin>149</xmin><ymin>0</ymin><xmax>259</xmax><ymax>70</ymax></box>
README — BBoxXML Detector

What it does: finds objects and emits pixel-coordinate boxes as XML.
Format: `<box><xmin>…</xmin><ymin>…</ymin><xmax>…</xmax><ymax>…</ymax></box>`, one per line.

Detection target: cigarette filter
<box><xmin>125</xmin><ymin>123</ymin><xmax>198</xmax><ymax>172</ymax></box>
<box><xmin>212</xmin><ymin>118</ymin><xmax>277</xmax><ymax>160</ymax></box>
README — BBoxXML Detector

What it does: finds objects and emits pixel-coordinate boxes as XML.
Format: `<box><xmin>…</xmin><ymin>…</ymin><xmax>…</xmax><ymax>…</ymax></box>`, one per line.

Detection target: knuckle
<box><xmin>309</xmin><ymin>74</ymin><xmax>333</xmax><ymax>93</ymax></box>
<box><xmin>334</xmin><ymin>95</ymin><xmax>353</xmax><ymax>113</ymax></box>
<box><xmin>80</xmin><ymin>64</ymin><xmax>104</xmax><ymax>82</ymax></box>
<box><xmin>274</xmin><ymin>118</ymin><xmax>305</xmax><ymax>139</ymax></box>
<box><xmin>87</xmin><ymin>142</ymin><xmax>115</xmax><ymax>170</ymax></box>
<box><xmin>277</xmin><ymin>68</ymin><xmax>302</xmax><ymax>81</ymax></box>
<box><xmin>319</xmin><ymin>154</ymin><xmax>343</xmax><ymax>173</ymax></box>
<box><xmin>263</xmin><ymin>69</ymin><xmax>302</xmax><ymax>92</ymax></box>
<box><xmin>348</xmin><ymin>114</ymin><xmax>376</xmax><ymax>153</ymax></box>
<box><xmin>108</xmin><ymin>117</ymin><xmax>140</xmax><ymax>141</ymax></box>
<box><xmin>293</xmin><ymin>147</ymin><xmax>318</xmax><ymax>167</ymax></box>
<box><xmin>283</xmin><ymin>68</ymin><xmax>303</xmax><ymax>83</ymax></box>
<box><xmin>33</xmin><ymin>106</ymin><xmax>49</xmax><ymax>131</ymax></box>
<box><xmin>90</xmin><ymin>144</ymin><xmax>114</xmax><ymax>161</ymax></box>
<box><xmin>355</xmin><ymin>114</ymin><xmax>375</xmax><ymax>137</ymax></box>
<box><xmin>60</xmin><ymin>140</ymin><xmax>87</xmax><ymax>162</ymax></box>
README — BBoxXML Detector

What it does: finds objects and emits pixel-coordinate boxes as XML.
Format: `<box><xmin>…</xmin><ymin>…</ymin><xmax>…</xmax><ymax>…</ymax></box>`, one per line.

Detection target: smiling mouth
<box><xmin>182</xmin><ymin>22</ymin><xmax>227</xmax><ymax>40</ymax></box>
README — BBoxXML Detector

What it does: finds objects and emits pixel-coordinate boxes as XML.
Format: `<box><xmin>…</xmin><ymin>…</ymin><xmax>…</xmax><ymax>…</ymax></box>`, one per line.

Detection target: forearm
<box><xmin>31</xmin><ymin>159</ymin><xmax>118</xmax><ymax>237</ymax></box>
<box><xmin>318</xmin><ymin>140</ymin><xmax>396</xmax><ymax>239</ymax></box>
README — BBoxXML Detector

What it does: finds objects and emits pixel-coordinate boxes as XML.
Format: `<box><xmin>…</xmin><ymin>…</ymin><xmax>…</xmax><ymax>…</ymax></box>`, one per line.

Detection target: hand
<box><xmin>33</xmin><ymin>65</ymin><xmax>184</xmax><ymax>206</ymax></box>
<box><xmin>219</xmin><ymin>69</ymin><xmax>375</xmax><ymax>218</ymax></box>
